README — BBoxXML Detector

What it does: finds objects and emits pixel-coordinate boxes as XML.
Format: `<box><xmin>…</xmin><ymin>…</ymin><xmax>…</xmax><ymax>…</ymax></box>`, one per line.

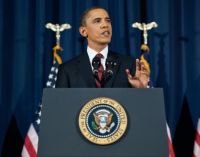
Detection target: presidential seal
<box><xmin>78</xmin><ymin>97</ymin><xmax>128</xmax><ymax>145</ymax></box>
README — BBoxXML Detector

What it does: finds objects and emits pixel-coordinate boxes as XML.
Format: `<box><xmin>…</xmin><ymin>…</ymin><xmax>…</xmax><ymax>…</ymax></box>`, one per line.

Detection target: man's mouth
<box><xmin>101</xmin><ymin>31</ymin><xmax>110</xmax><ymax>36</ymax></box>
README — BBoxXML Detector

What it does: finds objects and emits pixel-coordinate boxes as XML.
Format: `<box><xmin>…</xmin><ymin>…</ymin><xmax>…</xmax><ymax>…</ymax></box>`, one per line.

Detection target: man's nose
<box><xmin>100</xmin><ymin>20</ymin><xmax>109</xmax><ymax>28</ymax></box>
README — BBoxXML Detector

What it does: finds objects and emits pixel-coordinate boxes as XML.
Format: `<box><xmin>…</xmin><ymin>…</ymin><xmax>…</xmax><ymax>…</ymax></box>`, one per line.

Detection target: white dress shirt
<box><xmin>87</xmin><ymin>46</ymin><xmax>108</xmax><ymax>70</ymax></box>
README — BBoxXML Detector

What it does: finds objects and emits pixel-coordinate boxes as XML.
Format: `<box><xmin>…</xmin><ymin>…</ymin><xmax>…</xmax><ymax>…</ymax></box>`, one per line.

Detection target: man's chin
<box><xmin>99</xmin><ymin>39</ymin><xmax>111</xmax><ymax>45</ymax></box>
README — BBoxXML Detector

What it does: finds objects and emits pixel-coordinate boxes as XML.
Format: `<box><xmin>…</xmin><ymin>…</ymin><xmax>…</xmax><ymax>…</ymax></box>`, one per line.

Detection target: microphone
<box><xmin>104</xmin><ymin>57</ymin><xmax>115</xmax><ymax>82</ymax></box>
<box><xmin>92</xmin><ymin>56</ymin><xmax>101</xmax><ymax>78</ymax></box>
<box><xmin>105</xmin><ymin>57</ymin><xmax>114</xmax><ymax>75</ymax></box>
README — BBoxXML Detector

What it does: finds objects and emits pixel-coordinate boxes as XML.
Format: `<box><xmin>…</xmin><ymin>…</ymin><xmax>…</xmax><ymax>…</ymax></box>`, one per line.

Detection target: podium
<box><xmin>38</xmin><ymin>88</ymin><xmax>168</xmax><ymax>157</ymax></box>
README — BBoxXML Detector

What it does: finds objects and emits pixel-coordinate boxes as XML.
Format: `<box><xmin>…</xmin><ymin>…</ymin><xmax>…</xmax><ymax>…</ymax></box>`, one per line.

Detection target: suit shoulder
<box><xmin>59</xmin><ymin>53</ymin><xmax>85</xmax><ymax>69</ymax></box>
<box><xmin>109</xmin><ymin>51</ymin><xmax>135</xmax><ymax>62</ymax></box>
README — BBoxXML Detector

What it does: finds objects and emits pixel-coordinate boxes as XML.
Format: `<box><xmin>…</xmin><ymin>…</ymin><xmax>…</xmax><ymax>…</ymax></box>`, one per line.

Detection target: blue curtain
<box><xmin>0</xmin><ymin>0</ymin><xmax>199</xmax><ymax>156</ymax></box>
<box><xmin>146</xmin><ymin>0</ymin><xmax>200</xmax><ymax>133</ymax></box>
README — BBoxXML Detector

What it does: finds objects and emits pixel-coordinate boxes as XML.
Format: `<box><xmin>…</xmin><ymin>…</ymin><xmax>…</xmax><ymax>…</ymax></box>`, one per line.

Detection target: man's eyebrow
<box><xmin>93</xmin><ymin>17</ymin><xmax>102</xmax><ymax>21</ymax></box>
<box><xmin>92</xmin><ymin>17</ymin><xmax>111</xmax><ymax>21</ymax></box>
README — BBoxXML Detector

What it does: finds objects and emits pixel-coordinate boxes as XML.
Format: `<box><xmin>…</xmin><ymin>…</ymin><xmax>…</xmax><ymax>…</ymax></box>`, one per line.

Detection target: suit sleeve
<box><xmin>56</xmin><ymin>64</ymin><xmax>69</xmax><ymax>88</ymax></box>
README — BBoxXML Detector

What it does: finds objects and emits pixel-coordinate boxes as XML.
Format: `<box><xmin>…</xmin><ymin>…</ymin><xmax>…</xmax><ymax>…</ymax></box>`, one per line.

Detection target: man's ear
<box><xmin>79</xmin><ymin>26</ymin><xmax>88</xmax><ymax>37</ymax></box>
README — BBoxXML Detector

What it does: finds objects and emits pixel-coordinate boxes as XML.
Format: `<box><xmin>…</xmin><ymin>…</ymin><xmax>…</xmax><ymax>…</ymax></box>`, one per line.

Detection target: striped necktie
<box><xmin>95</xmin><ymin>53</ymin><xmax>104</xmax><ymax>88</ymax></box>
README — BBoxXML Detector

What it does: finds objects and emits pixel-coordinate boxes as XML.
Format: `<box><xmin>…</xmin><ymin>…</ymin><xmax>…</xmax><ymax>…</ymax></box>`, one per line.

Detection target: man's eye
<box><xmin>95</xmin><ymin>19</ymin><xmax>101</xmax><ymax>23</ymax></box>
<box><xmin>106</xmin><ymin>19</ymin><xmax>111</xmax><ymax>23</ymax></box>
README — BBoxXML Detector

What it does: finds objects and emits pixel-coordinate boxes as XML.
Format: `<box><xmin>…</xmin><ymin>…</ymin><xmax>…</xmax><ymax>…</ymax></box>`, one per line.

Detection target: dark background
<box><xmin>0</xmin><ymin>0</ymin><xmax>199</xmax><ymax>156</ymax></box>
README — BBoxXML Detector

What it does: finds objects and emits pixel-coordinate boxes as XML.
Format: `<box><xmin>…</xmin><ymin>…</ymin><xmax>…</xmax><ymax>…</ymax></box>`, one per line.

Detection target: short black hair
<box><xmin>80</xmin><ymin>6</ymin><xmax>107</xmax><ymax>27</ymax></box>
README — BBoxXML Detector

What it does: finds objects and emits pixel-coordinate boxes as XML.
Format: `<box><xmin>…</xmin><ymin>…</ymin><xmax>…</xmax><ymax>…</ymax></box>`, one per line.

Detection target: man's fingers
<box><xmin>126</xmin><ymin>69</ymin><xmax>133</xmax><ymax>79</ymax></box>
<box><xmin>126</xmin><ymin>69</ymin><xmax>130</xmax><ymax>74</ymax></box>
<box><xmin>141</xmin><ymin>63</ymin><xmax>146</xmax><ymax>72</ymax></box>
<box><xmin>136</xmin><ymin>59</ymin><xmax>140</xmax><ymax>71</ymax></box>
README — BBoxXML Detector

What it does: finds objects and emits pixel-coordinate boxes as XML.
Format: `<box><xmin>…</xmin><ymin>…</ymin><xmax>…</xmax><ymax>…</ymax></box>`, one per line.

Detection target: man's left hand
<box><xmin>126</xmin><ymin>59</ymin><xmax>150</xmax><ymax>88</ymax></box>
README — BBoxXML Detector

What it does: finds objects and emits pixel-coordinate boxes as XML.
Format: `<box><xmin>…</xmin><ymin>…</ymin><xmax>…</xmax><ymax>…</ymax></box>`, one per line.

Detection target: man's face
<box><xmin>80</xmin><ymin>9</ymin><xmax>112</xmax><ymax>47</ymax></box>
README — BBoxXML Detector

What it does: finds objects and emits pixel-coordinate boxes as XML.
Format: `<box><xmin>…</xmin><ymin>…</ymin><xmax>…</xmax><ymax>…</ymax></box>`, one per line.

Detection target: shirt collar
<box><xmin>87</xmin><ymin>46</ymin><xmax>108</xmax><ymax>60</ymax></box>
<box><xmin>87</xmin><ymin>46</ymin><xmax>108</xmax><ymax>68</ymax></box>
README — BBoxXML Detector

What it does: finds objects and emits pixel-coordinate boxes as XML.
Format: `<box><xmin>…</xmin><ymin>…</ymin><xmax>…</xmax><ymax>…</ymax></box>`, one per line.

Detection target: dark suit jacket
<box><xmin>56</xmin><ymin>51</ymin><xmax>135</xmax><ymax>88</ymax></box>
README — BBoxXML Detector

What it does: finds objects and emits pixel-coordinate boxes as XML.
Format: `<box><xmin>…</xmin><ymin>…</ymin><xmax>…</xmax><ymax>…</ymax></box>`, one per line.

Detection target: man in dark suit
<box><xmin>56</xmin><ymin>6</ymin><xmax>149</xmax><ymax>88</ymax></box>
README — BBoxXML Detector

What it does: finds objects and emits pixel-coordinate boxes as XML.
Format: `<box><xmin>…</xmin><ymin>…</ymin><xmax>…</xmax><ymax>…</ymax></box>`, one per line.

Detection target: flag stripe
<box><xmin>193</xmin><ymin>141</ymin><xmax>200</xmax><ymax>157</ymax></box>
<box><xmin>27</xmin><ymin>124</ymin><xmax>38</xmax><ymax>151</ymax></box>
<box><xmin>196</xmin><ymin>130</ymin><xmax>200</xmax><ymax>146</ymax></box>
<box><xmin>193</xmin><ymin>119</ymin><xmax>200</xmax><ymax>157</ymax></box>
<box><xmin>22</xmin><ymin>124</ymin><xmax>38</xmax><ymax>157</ymax></box>
<box><xmin>21</xmin><ymin>146</ymin><xmax>30</xmax><ymax>157</ymax></box>
<box><xmin>166</xmin><ymin>123</ymin><xmax>175</xmax><ymax>157</ymax></box>
<box><xmin>168</xmin><ymin>137</ymin><xmax>175</xmax><ymax>157</ymax></box>
<box><xmin>23</xmin><ymin>135</ymin><xmax>37</xmax><ymax>157</ymax></box>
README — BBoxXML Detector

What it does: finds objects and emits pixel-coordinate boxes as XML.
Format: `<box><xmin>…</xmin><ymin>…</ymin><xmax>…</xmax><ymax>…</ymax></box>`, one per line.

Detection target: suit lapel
<box><xmin>104</xmin><ymin>52</ymin><xmax>121</xmax><ymax>87</ymax></box>
<box><xmin>76</xmin><ymin>51</ymin><xmax>122</xmax><ymax>88</ymax></box>
<box><xmin>77</xmin><ymin>53</ymin><xmax>96</xmax><ymax>87</ymax></box>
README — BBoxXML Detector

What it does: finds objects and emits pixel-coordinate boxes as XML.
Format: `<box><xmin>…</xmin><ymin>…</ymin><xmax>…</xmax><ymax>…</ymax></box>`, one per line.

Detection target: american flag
<box><xmin>141</xmin><ymin>46</ymin><xmax>175</xmax><ymax>156</ymax></box>
<box><xmin>193</xmin><ymin>118</ymin><xmax>200</xmax><ymax>157</ymax></box>
<box><xmin>166</xmin><ymin>123</ymin><xmax>175</xmax><ymax>157</ymax></box>
<box><xmin>21</xmin><ymin>60</ymin><xmax>59</xmax><ymax>157</ymax></box>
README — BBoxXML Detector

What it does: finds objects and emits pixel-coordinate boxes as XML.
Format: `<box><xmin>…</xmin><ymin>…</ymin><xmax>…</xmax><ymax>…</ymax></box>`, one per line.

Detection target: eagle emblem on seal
<box><xmin>92</xmin><ymin>109</ymin><xmax>115</xmax><ymax>134</ymax></box>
